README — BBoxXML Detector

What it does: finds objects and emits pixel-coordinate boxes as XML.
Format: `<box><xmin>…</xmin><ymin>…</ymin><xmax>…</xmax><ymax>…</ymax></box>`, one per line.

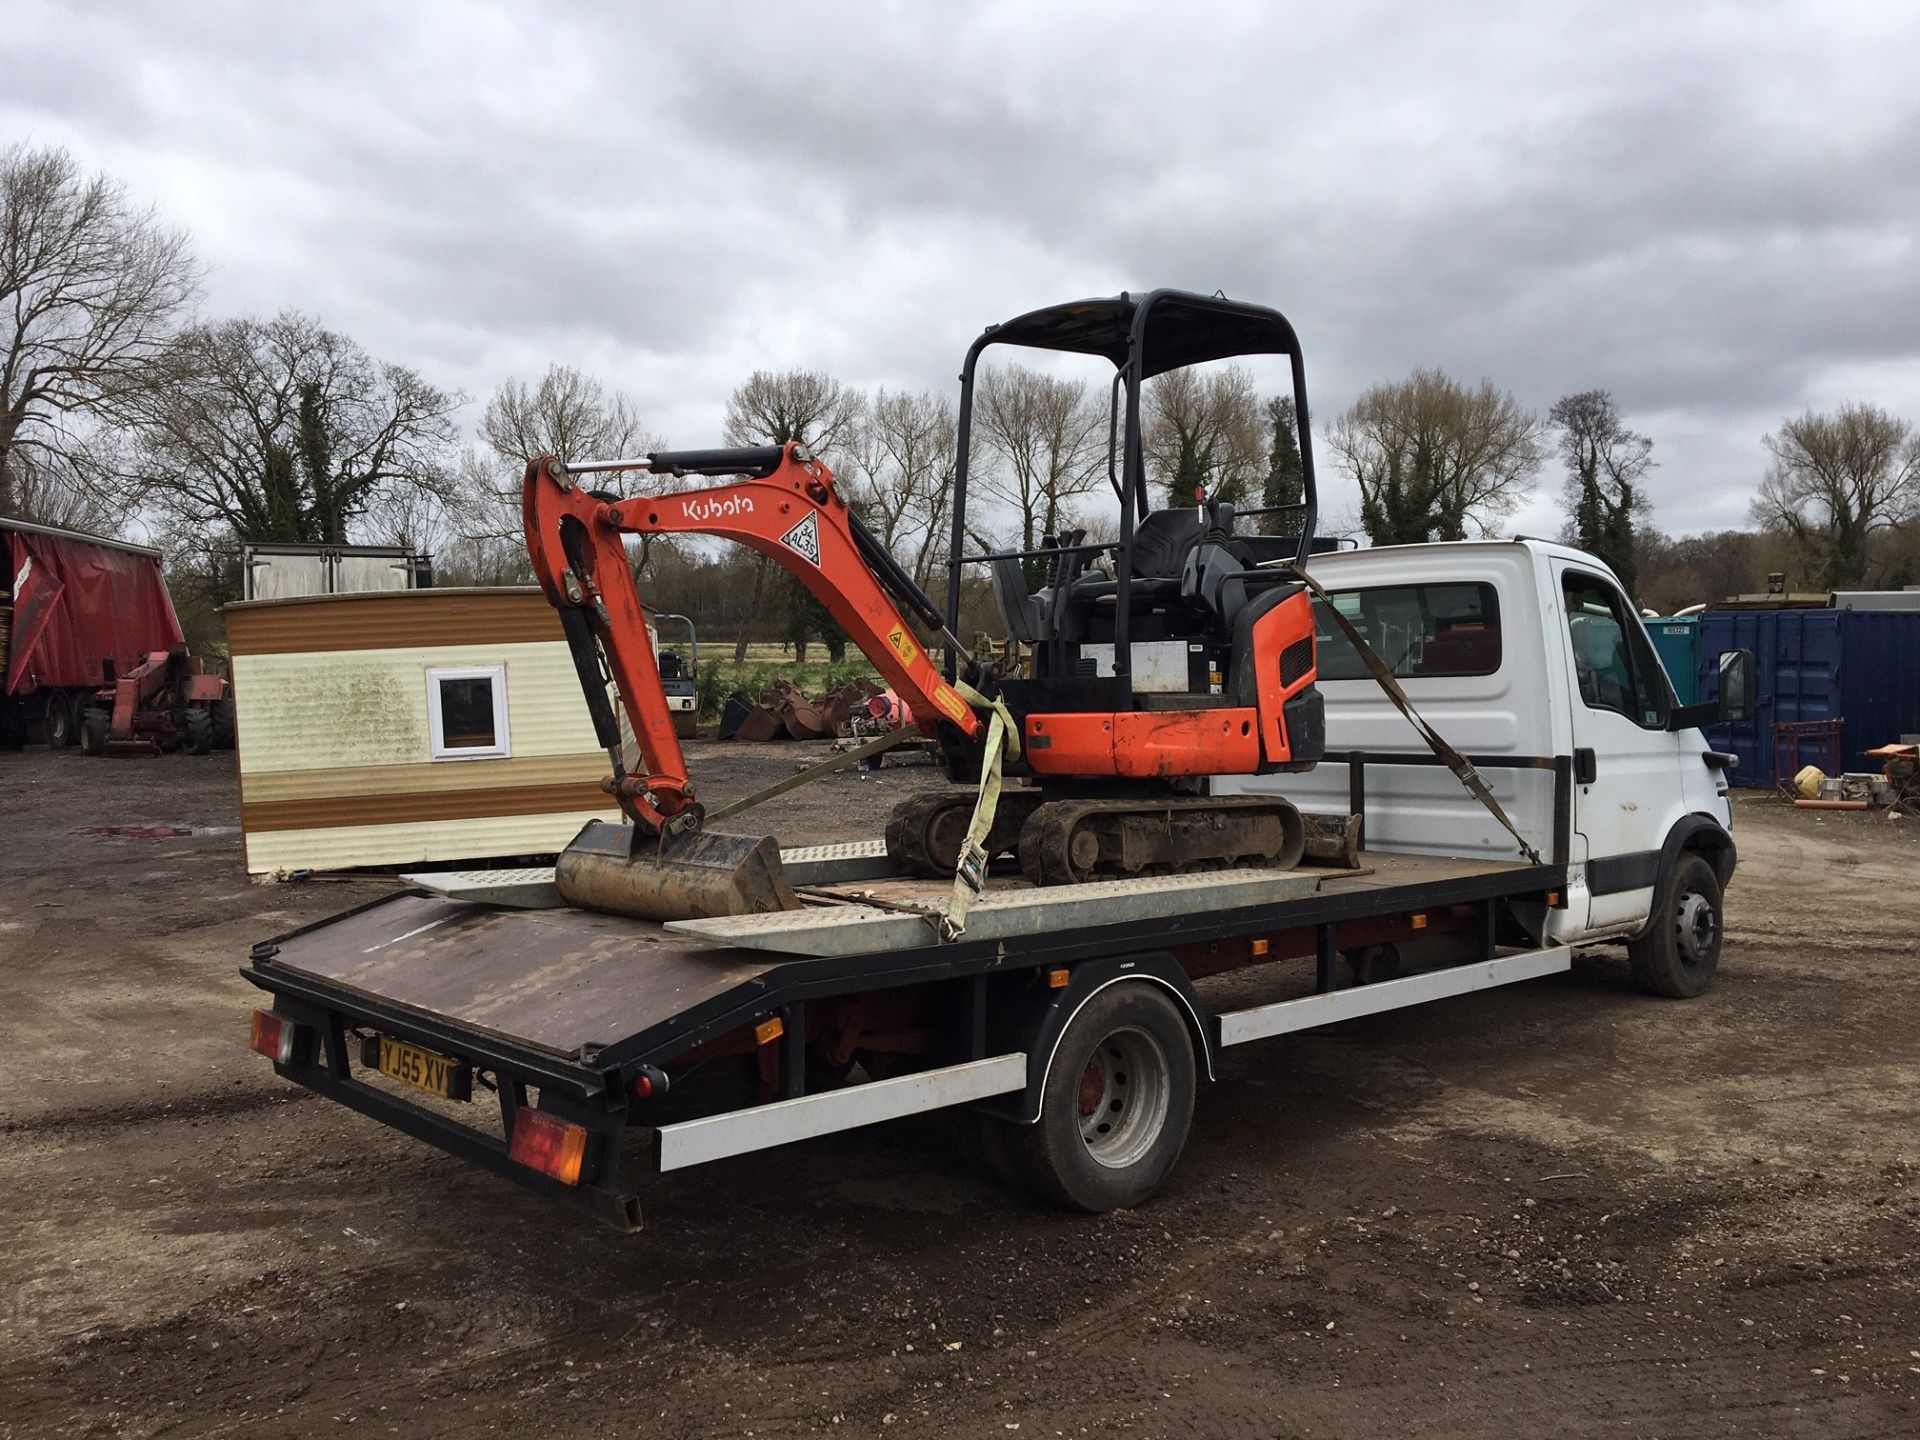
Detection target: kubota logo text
<box><xmin>682</xmin><ymin>495</ymin><xmax>754</xmax><ymax>522</ymax></box>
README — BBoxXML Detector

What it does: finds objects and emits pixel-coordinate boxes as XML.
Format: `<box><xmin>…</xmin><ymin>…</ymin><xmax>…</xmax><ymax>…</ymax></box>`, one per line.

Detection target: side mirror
<box><xmin>1716</xmin><ymin>648</ymin><xmax>1754</xmax><ymax>723</ymax></box>
<box><xmin>1667</xmin><ymin>648</ymin><xmax>1756</xmax><ymax>731</ymax></box>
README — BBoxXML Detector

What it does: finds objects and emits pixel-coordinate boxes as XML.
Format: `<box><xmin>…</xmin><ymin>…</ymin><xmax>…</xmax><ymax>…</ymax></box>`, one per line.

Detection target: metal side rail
<box><xmin>654</xmin><ymin>1053</ymin><xmax>1027</xmax><ymax>1172</ymax></box>
<box><xmin>1213</xmin><ymin>945</ymin><xmax>1574</xmax><ymax>1047</ymax></box>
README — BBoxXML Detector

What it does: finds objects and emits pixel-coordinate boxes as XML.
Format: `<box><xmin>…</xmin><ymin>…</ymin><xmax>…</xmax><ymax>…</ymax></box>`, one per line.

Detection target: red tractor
<box><xmin>80</xmin><ymin>646</ymin><xmax>232</xmax><ymax>757</ymax></box>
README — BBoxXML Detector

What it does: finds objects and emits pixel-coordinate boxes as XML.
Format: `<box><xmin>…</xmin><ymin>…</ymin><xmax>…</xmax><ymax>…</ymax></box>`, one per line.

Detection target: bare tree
<box><xmin>0</xmin><ymin>431</ymin><xmax>131</xmax><ymax>534</ymax></box>
<box><xmin>131</xmin><ymin>311</ymin><xmax>461</xmax><ymax>551</ymax></box>
<box><xmin>0</xmin><ymin>142</ymin><xmax>199</xmax><ymax>521</ymax></box>
<box><xmin>1142</xmin><ymin>364</ymin><xmax>1263</xmax><ymax>509</ymax></box>
<box><xmin>1550</xmin><ymin>390</ymin><xmax>1654</xmax><ymax>595</ymax></box>
<box><xmin>722</xmin><ymin>369</ymin><xmax>869</xmax><ymax>660</ymax></box>
<box><xmin>849</xmin><ymin>387</ymin><xmax>957</xmax><ymax>590</ymax></box>
<box><xmin>1751</xmin><ymin>403</ymin><xmax>1920</xmax><ymax>590</ymax></box>
<box><xmin>724</xmin><ymin>368</ymin><xmax>866</xmax><ymax>458</ymax></box>
<box><xmin>440</xmin><ymin>365</ymin><xmax>662</xmax><ymax>585</ymax></box>
<box><xmin>973</xmin><ymin>365</ymin><xmax>1105</xmax><ymax>584</ymax></box>
<box><xmin>1330</xmin><ymin>368</ymin><xmax>1543</xmax><ymax>545</ymax></box>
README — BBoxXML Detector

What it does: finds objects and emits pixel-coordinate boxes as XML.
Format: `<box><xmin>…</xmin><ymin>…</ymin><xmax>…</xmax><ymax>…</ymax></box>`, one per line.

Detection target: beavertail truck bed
<box><xmin>245</xmin><ymin>773</ymin><xmax>1575</xmax><ymax>1230</ymax></box>
<box><xmin>245</xmin><ymin>537</ymin><xmax>1751</xmax><ymax>1228</ymax></box>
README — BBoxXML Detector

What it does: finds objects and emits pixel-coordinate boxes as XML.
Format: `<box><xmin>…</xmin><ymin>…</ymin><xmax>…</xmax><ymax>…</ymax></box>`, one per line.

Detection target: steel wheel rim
<box><xmin>1075</xmin><ymin>1025</ymin><xmax>1171</xmax><ymax>1169</ymax></box>
<box><xmin>1675</xmin><ymin>890</ymin><xmax>1718</xmax><ymax>968</ymax></box>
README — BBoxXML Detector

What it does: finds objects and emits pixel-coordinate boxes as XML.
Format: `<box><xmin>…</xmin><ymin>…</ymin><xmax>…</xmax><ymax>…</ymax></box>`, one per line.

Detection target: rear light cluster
<box><xmin>249</xmin><ymin>1009</ymin><xmax>300</xmax><ymax>1064</ymax></box>
<box><xmin>509</xmin><ymin>1108</ymin><xmax>589</xmax><ymax>1186</ymax></box>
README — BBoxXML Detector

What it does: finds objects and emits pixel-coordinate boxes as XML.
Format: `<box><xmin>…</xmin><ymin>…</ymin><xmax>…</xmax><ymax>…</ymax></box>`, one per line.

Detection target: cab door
<box><xmin>1554</xmin><ymin>563</ymin><xmax>1684</xmax><ymax>931</ymax></box>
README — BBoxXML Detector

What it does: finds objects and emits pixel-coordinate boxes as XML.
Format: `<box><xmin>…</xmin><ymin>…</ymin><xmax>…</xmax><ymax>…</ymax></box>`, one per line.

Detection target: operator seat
<box><xmin>1066</xmin><ymin>506</ymin><xmax>1209</xmax><ymax>614</ymax></box>
<box><xmin>989</xmin><ymin>555</ymin><xmax>1048</xmax><ymax>645</ymax></box>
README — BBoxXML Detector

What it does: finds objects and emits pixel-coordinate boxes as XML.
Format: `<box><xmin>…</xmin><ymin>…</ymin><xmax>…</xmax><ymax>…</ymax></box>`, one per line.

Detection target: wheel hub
<box><xmin>1674</xmin><ymin>890</ymin><xmax>1718</xmax><ymax>966</ymax></box>
<box><xmin>1075</xmin><ymin>1026</ymin><xmax>1172</xmax><ymax>1170</ymax></box>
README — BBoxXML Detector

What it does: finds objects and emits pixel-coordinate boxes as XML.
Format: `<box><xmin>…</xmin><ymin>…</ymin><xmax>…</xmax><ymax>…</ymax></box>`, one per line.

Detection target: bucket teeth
<box><xmin>554</xmin><ymin>820</ymin><xmax>800</xmax><ymax>922</ymax></box>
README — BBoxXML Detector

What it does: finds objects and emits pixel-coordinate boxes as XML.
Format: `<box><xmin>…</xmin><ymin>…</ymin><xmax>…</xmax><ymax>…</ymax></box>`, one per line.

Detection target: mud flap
<box><xmin>554</xmin><ymin>820</ymin><xmax>801</xmax><ymax>922</ymax></box>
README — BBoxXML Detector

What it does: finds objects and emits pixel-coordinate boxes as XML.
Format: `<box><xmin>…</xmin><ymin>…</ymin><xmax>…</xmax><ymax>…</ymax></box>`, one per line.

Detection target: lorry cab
<box><xmin>1221</xmin><ymin>538</ymin><xmax>1749</xmax><ymax>960</ymax></box>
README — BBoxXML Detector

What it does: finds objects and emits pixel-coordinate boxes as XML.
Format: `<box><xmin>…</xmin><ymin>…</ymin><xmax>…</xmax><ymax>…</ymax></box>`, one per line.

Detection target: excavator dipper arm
<box><xmin>523</xmin><ymin>442</ymin><xmax>982</xmax><ymax>838</ymax></box>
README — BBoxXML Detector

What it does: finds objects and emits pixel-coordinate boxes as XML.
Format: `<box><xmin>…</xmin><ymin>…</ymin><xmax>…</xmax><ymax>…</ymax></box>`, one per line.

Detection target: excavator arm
<box><xmin>523</xmin><ymin>442</ymin><xmax>982</xmax><ymax>839</ymax></box>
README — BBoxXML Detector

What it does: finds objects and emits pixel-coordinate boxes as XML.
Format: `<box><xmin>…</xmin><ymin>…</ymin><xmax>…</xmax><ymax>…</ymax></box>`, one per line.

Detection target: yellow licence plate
<box><xmin>375</xmin><ymin>1036</ymin><xmax>471</xmax><ymax>1101</ymax></box>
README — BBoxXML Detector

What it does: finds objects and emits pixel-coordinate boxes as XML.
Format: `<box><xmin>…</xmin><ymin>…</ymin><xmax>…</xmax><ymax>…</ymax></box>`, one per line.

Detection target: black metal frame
<box><xmin>943</xmin><ymin>289</ymin><xmax>1319</xmax><ymax>682</ymax></box>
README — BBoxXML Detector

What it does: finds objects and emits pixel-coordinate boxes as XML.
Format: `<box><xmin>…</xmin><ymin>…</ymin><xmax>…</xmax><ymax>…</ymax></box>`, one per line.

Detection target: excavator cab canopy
<box><xmin>973</xmin><ymin>290</ymin><xmax>1303</xmax><ymax>379</ymax></box>
<box><xmin>947</xmin><ymin>289</ymin><xmax>1319</xmax><ymax>675</ymax></box>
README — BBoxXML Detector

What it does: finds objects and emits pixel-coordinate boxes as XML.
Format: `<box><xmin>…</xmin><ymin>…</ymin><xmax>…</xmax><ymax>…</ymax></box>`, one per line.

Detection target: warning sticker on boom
<box><xmin>779</xmin><ymin>512</ymin><xmax>821</xmax><ymax>567</ymax></box>
<box><xmin>885</xmin><ymin>624</ymin><xmax>919</xmax><ymax>666</ymax></box>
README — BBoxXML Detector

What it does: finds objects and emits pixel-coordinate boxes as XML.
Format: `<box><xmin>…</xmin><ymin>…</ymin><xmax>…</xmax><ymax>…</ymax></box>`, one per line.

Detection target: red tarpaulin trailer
<box><xmin>2</xmin><ymin>518</ymin><xmax>184</xmax><ymax>747</ymax></box>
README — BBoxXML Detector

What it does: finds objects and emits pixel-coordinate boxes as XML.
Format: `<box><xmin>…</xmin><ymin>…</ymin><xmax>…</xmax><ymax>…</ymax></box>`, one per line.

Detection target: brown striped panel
<box><xmin>240</xmin><ymin>751</ymin><xmax>608</xmax><ymax>804</ymax></box>
<box><xmin>243</xmin><ymin>779</ymin><xmax>612</xmax><ymax>833</ymax></box>
<box><xmin>226</xmin><ymin>589</ymin><xmax>564</xmax><ymax>656</ymax></box>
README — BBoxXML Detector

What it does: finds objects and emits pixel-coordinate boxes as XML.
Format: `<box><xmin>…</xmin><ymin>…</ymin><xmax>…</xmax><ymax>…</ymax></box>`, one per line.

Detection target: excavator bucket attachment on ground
<box><xmin>553</xmin><ymin>820</ymin><xmax>801</xmax><ymax>923</ymax></box>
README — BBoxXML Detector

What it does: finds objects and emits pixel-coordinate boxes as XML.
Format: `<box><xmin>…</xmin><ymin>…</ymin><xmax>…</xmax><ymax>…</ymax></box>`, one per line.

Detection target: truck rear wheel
<box><xmin>1628</xmin><ymin>852</ymin><xmax>1723</xmax><ymax>999</ymax></box>
<box><xmin>43</xmin><ymin>691</ymin><xmax>76</xmax><ymax>748</ymax></box>
<box><xmin>1005</xmin><ymin>983</ymin><xmax>1196</xmax><ymax>1212</ymax></box>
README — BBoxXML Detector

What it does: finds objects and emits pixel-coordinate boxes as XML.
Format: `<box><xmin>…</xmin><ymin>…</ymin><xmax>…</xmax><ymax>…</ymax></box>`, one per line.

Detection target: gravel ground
<box><xmin>1</xmin><ymin>744</ymin><xmax>1915</xmax><ymax>1438</ymax></box>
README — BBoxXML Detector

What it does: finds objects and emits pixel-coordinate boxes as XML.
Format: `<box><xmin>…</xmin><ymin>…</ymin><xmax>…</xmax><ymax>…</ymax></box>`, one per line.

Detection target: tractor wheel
<box><xmin>43</xmin><ymin>691</ymin><xmax>76</xmax><ymax>748</ymax></box>
<box><xmin>210</xmin><ymin>696</ymin><xmax>237</xmax><ymax>750</ymax></box>
<box><xmin>184</xmin><ymin>706</ymin><xmax>214</xmax><ymax>756</ymax></box>
<box><xmin>80</xmin><ymin>708</ymin><xmax>110</xmax><ymax>756</ymax></box>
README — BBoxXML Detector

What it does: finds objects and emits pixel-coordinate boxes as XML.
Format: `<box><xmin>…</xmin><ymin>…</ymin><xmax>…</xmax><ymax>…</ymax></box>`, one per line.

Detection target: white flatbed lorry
<box><xmin>245</xmin><ymin>539</ymin><xmax>1754</xmax><ymax>1229</ymax></box>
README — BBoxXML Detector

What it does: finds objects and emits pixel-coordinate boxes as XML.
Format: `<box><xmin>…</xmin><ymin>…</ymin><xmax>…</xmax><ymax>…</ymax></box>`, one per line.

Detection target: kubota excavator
<box><xmin>524</xmin><ymin>289</ymin><xmax>1326</xmax><ymax>922</ymax></box>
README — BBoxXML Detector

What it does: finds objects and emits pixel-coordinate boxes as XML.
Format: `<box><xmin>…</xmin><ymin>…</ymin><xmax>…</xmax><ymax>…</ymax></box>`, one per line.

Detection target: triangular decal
<box><xmin>780</xmin><ymin>512</ymin><xmax>822</xmax><ymax>567</ymax></box>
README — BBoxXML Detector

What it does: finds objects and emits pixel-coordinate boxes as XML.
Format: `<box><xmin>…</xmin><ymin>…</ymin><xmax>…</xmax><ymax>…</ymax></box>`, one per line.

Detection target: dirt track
<box><xmin>1</xmin><ymin>745</ymin><xmax>1916</xmax><ymax>1438</ymax></box>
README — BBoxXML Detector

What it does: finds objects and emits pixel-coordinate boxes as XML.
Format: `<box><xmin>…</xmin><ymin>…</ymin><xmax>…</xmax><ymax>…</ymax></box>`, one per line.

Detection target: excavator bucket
<box><xmin>553</xmin><ymin>820</ymin><xmax>802</xmax><ymax>923</ymax></box>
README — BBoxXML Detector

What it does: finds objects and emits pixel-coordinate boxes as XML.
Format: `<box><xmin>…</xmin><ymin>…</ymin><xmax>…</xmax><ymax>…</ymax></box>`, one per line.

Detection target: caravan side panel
<box><xmin>226</xmin><ymin>590</ymin><xmax>625</xmax><ymax>874</ymax></box>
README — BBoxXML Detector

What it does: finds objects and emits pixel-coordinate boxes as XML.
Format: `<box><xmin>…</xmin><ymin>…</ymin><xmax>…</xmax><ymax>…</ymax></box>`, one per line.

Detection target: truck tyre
<box><xmin>1628</xmin><ymin>851</ymin><xmax>1723</xmax><ymax>999</ymax></box>
<box><xmin>184</xmin><ymin>706</ymin><xmax>214</xmax><ymax>756</ymax></box>
<box><xmin>1005</xmin><ymin>983</ymin><xmax>1196</xmax><ymax>1212</ymax></box>
<box><xmin>43</xmin><ymin>691</ymin><xmax>76</xmax><ymax>748</ymax></box>
<box><xmin>80</xmin><ymin>707</ymin><xmax>110</xmax><ymax>756</ymax></box>
<box><xmin>946</xmin><ymin>1108</ymin><xmax>1024</xmax><ymax>1190</ymax></box>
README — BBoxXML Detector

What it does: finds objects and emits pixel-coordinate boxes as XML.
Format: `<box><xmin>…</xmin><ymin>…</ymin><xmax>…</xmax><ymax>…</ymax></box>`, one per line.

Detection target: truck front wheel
<box><xmin>1006</xmin><ymin>983</ymin><xmax>1196</xmax><ymax>1212</ymax></box>
<box><xmin>1628</xmin><ymin>852</ymin><xmax>1723</xmax><ymax>999</ymax></box>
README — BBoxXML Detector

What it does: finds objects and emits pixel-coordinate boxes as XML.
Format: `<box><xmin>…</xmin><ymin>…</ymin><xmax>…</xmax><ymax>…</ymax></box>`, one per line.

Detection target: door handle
<box><xmin>1574</xmin><ymin>748</ymin><xmax>1597</xmax><ymax>785</ymax></box>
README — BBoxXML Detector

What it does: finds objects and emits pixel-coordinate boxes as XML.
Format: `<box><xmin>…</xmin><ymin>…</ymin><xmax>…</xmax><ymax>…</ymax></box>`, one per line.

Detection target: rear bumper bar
<box><xmin>250</xmin><ymin>978</ymin><xmax>642</xmax><ymax>1230</ymax></box>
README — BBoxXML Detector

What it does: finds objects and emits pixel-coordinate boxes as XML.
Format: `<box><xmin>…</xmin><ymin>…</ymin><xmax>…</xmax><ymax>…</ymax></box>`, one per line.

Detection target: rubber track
<box><xmin>884</xmin><ymin>789</ymin><xmax>1043</xmax><ymax>879</ymax></box>
<box><xmin>1017</xmin><ymin>795</ymin><xmax>1306</xmax><ymax>886</ymax></box>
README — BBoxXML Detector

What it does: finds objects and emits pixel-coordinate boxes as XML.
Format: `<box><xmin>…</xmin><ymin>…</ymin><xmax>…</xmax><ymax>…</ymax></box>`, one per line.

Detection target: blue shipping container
<box><xmin>1647</xmin><ymin>617</ymin><xmax>1700</xmax><ymax>706</ymax></box>
<box><xmin>1697</xmin><ymin>608</ymin><xmax>1920</xmax><ymax>788</ymax></box>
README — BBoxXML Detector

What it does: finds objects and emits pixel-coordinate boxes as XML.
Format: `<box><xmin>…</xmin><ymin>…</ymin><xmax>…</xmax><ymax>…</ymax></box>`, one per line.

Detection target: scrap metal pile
<box><xmin>1790</xmin><ymin>739</ymin><xmax>1920</xmax><ymax>816</ymax></box>
<box><xmin>716</xmin><ymin>675</ymin><xmax>910</xmax><ymax>743</ymax></box>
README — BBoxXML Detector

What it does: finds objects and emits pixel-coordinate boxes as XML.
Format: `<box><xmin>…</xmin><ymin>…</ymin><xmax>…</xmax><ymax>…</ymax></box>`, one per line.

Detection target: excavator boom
<box><xmin>523</xmin><ymin>442</ymin><xmax>980</xmax><ymax>920</ymax></box>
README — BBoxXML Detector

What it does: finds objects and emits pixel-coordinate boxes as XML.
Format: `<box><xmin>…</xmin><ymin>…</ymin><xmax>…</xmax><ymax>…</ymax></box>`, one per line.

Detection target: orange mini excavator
<box><xmin>524</xmin><ymin>289</ymin><xmax>1326</xmax><ymax>921</ymax></box>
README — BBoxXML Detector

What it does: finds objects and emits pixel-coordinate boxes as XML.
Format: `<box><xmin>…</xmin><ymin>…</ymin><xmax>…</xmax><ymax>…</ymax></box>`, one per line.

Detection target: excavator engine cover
<box><xmin>554</xmin><ymin>820</ymin><xmax>801</xmax><ymax>922</ymax></box>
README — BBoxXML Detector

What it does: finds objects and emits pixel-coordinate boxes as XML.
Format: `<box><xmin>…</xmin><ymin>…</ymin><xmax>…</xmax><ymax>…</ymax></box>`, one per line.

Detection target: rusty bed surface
<box><xmin>259</xmin><ymin>851</ymin><xmax>1542</xmax><ymax>1060</ymax></box>
<box><xmin>261</xmin><ymin>893</ymin><xmax>778</xmax><ymax>1059</ymax></box>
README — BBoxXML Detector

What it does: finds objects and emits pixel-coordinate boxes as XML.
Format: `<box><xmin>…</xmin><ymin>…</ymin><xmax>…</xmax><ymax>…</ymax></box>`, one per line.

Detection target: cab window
<box><xmin>1562</xmin><ymin>572</ymin><xmax>1668</xmax><ymax>728</ymax></box>
<box><xmin>1312</xmin><ymin>582</ymin><xmax>1502</xmax><ymax>681</ymax></box>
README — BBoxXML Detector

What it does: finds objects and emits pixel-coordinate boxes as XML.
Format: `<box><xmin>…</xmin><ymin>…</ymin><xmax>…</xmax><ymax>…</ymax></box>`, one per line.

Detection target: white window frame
<box><xmin>426</xmin><ymin>664</ymin><xmax>511</xmax><ymax>761</ymax></box>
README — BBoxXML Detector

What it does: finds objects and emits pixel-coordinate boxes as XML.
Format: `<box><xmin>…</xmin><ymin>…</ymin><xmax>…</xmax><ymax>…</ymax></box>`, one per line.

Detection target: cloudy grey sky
<box><xmin>6</xmin><ymin>0</ymin><xmax>1917</xmax><ymax>540</ymax></box>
